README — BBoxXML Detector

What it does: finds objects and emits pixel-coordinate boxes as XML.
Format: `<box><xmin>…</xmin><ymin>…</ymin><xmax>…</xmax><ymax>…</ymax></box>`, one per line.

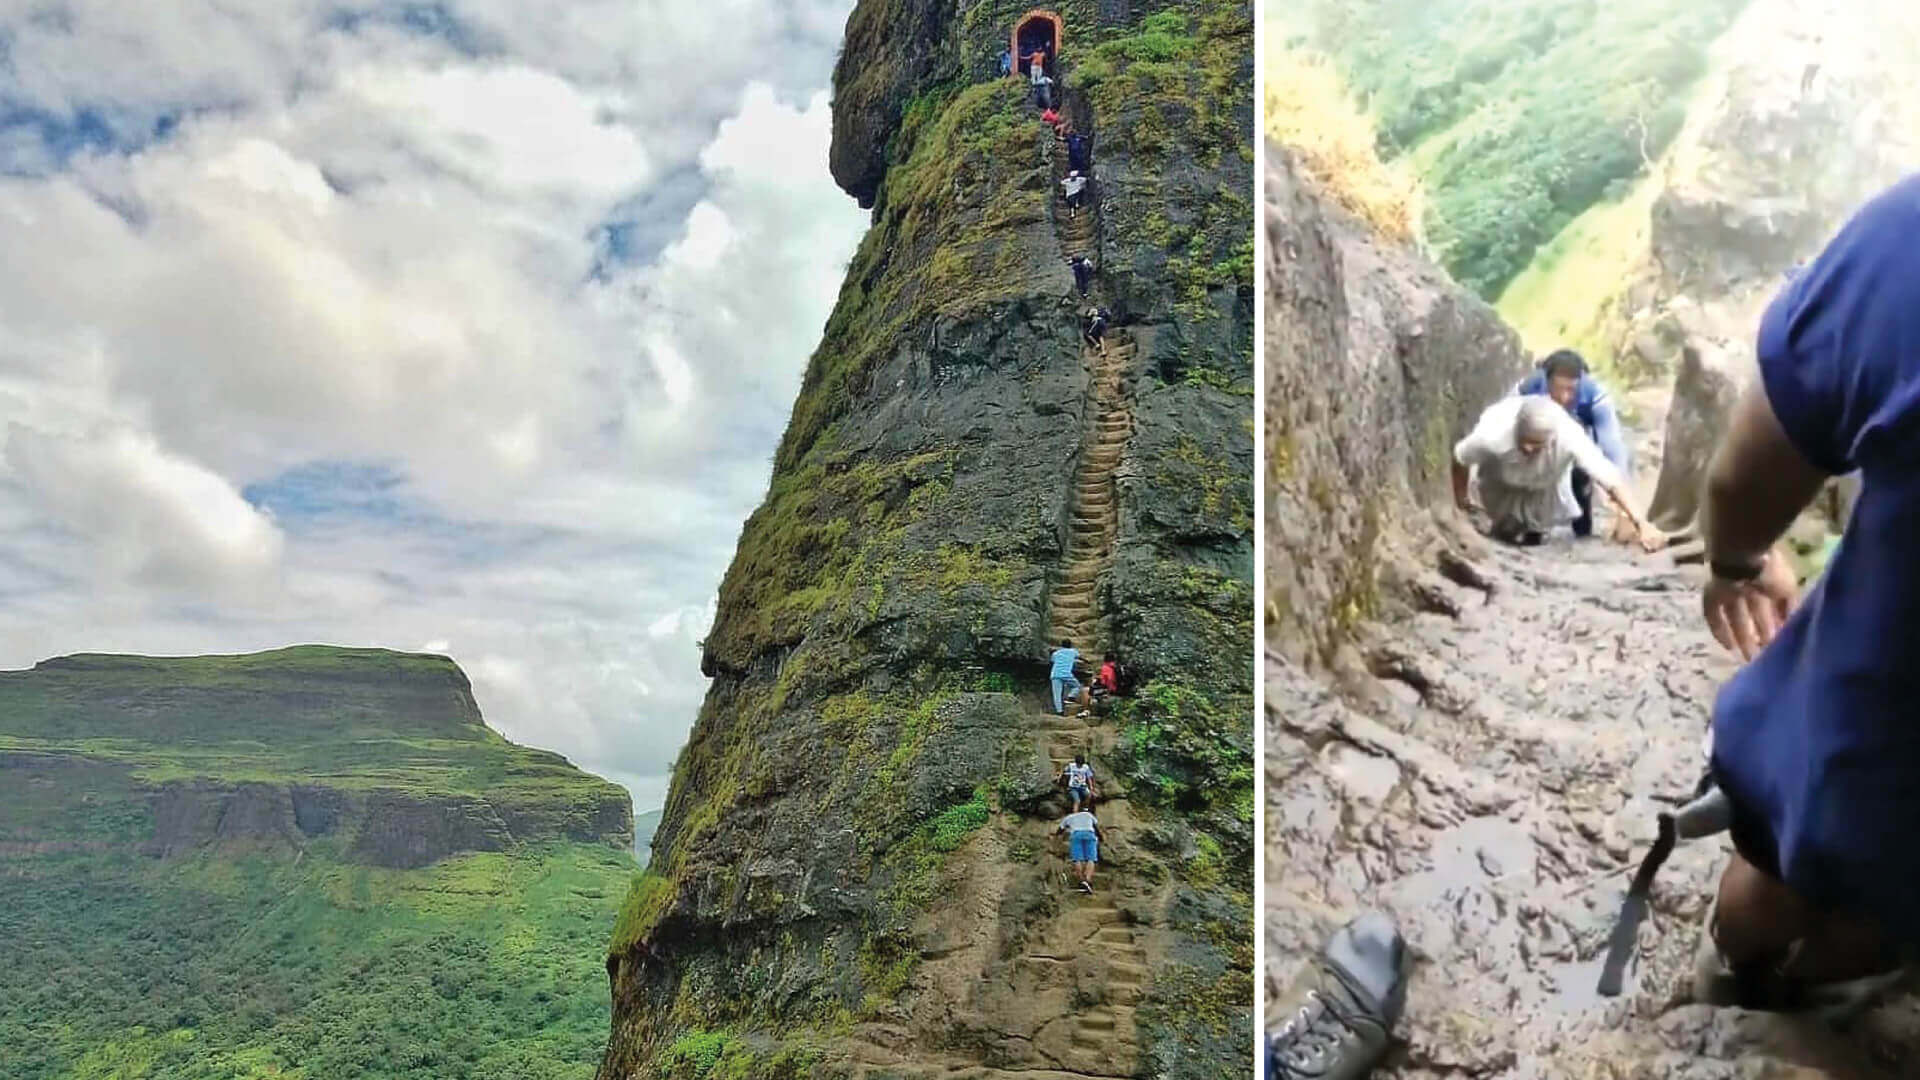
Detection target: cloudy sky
<box><xmin>0</xmin><ymin>0</ymin><xmax>870</xmax><ymax>812</ymax></box>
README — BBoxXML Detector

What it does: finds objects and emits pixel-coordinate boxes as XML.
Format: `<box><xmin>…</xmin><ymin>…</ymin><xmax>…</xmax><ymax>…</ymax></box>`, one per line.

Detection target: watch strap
<box><xmin>1709</xmin><ymin>556</ymin><xmax>1765</xmax><ymax>582</ymax></box>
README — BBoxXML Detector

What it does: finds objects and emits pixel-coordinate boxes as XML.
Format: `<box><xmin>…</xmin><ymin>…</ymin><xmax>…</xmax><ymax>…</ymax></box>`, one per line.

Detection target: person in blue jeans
<box><xmin>1049</xmin><ymin>638</ymin><xmax>1088</xmax><ymax>715</ymax></box>
<box><xmin>1693</xmin><ymin>172</ymin><xmax>1920</xmax><ymax>1010</ymax></box>
<box><xmin>1514</xmin><ymin>349</ymin><xmax>1632</xmax><ymax>538</ymax></box>
<box><xmin>1058</xmin><ymin>807</ymin><xmax>1104</xmax><ymax>893</ymax></box>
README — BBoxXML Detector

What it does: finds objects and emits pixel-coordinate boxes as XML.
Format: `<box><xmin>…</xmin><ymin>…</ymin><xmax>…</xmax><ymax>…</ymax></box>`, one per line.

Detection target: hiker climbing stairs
<box><xmin>1014</xmin><ymin>698</ymin><xmax>1152</xmax><ymax>1075</ymax></box>
<box><xmin>1048</xmin><ymin>334</ymin><xmax>1133</xmax><ymax>654</ymax></box>
<box><xmin>1051</xmin><ymin>129</ymin><xmax>1096</xmax><ymax>260</ymax></box>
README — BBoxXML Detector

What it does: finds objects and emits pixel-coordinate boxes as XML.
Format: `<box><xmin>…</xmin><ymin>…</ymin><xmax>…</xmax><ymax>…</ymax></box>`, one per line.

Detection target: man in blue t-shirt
<box><xmin>1695</xmin><ymin>173</ymin><xmax>1920</xmax><ymax>1009</ymax></box>
<box><xmin>1514</xmin><ymin>349</ymin><xmax>1632</xmax><ymax>539</ymax></box>
<box><xmin>1048</xmin><ymin>638</ymin><xmax>1088</xmax><ymax>716</ymax></box>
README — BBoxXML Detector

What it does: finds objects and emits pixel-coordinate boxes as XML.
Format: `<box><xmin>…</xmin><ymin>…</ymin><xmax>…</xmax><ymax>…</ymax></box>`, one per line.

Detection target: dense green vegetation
<box><xmin>1295</xmin><ymin>0</ymin><xmax>1747</xmax><ymax>296</ymax></box>
<box><xmin>0</xmin><ymin>647</ymin><xmax>637</xmax><ymax>1080</ymax></box>
<box><xmin>1</xmin><ymin>844</ymin><xmax>631</xmax><ymax>1080</ymax></box>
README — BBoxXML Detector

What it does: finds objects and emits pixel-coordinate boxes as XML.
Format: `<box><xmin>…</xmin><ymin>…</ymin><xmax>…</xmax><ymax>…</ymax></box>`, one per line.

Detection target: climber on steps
<box><xmin>1060</xmin><ymin>169</ymin><xmax>1088</xmax><ymax>219</ymax></box>
<box><xmin>1040</xmin><ymin>105</ymin><xmax>1062</xmax><ymax>130</ymax></box>
<box><xmin>1066</xmin><ymin>130</ymin><xmax>1091</xmax><ymax>174</ymax></box>
<box><xmin>1083</xmin><ymin>306</ymin><xmax>1111</xmax><ymax>357</ymax></box>
<box><xmin>1049</xmin><ymin>638</ymin><xmax>1090</xmax><ymax>716</ymax></box>
<box><xmin>1061</xmin><ymin>752</ymin><xmax>1097</xmax><ymax>812</ymax></box>
<box><xmin>998</xmin><ymin>46</ymin><xmax>1012</xmax><ymax>78</ymax></box>
<box><xmin>1684</xmin><ymin>172</ymin><xmax>1920</xmax><ymax>1016</ymax></box>
<box><xmin>1089</xmin><ymin>654</ymin><xmax>1126</xmax><ymax>713</ymax></box>
<box><xmin>1069</xmin><ymin>254</ymin><xmax>1094</xmax><ymax>298</ymax></box>
<box><xmin>1451</xmin><ymin>395</ymin><xmax>1661</xmax><ymax>550</ymax></box>
<box><xmin>1029</xmin><ymin>53</ymin><xmax>1054</xmax><ymax>109</ymax></box>
<box><xmin>1514</xmin><ymin>349</ymin><xmax>1634</xmax><ymax>541</ymax></box>
<box><xmin>1057</xmin><ymin>805</ymin><xmax>1105</xmax><ymax>894</ymax></box>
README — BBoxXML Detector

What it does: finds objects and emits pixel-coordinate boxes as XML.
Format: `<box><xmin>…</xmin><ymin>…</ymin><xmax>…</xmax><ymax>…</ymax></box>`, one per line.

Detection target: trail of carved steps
<box><xmin>1048</xmin><ymin>335</ymin><xmax>1135</xmax><ymax>653</ymax></box>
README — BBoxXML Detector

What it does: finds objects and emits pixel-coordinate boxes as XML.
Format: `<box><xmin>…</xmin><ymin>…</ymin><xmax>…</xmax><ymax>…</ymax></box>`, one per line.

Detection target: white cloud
<box><xmin>0</xmin><ymin>0</ymin><xmax>869</xmax><ymax>800</ymax></box>
<box><xmin>1</xmin><ymin>422</ymin><xmax>284</xmax><ymax>594</ymax></box>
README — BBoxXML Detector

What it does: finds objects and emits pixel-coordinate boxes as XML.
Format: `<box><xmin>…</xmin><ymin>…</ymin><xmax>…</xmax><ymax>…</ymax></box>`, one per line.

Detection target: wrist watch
<box><xmin>1709</xmin><ymin>554</ymin><xmax>1766</xmax><ymax>582</ymax></box>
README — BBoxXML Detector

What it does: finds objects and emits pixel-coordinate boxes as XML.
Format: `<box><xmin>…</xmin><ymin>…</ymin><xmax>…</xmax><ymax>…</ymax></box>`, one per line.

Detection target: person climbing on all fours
<box><xmin>1048</xmin><ymin>638</ymin><xmax>1090</xmax><ymax>716</ymax></box>
<box><xmin>1513</xmin><ymin>348</ymin><xmax>1635</xmax><ymax>542</ymax></box>
<box><xmin>997</xmin><ymin>46</ymin><xmax>1012</xmax><ymax>78</ymax></box>
<box><xmin>1451</xmin><ymin>394</ymin><xmax>1661</xmax><ymax>551</ymax></box>
<box><xmin>1057</xmin><ymin>804</ymin><xmax>1104</xmax><ymax>894</ymax></box>
<box><xmin>1094</xmin><ymin>654</ymin><xmax>1117</xmax><ymax>700</ymax></box>
<box><xmin>1069</xmin><ymin>254</ymin><xmax>1094</xmax><ymax>298</ymax></box>
<box><xmin>1066</xmin><ymin>129</ymin><xmax>1091</xmax><ymax>174</ymax></box>
<box><xmin>1082</xmin><ymin>306</ymin><xmax>1110</xmax><ymax>357</ymax></box>
<box><xmin>1685</xmin><ymin>172</ymin><xmax>1920</xmax><ymax>1018</ymax></box>
<box><xmin>1061</xmin><ymin>752</ymin><xmax>1097</xmax><ymax>813</ymax></box>
<box><xmin>1060</xmin><ymin>169</ymin><xmax>1088</xmax><ymax>219</ymax></box>
<box><xmin>1040</xmin><ymin>105</ymin><xmax>1061</xmax><ymax>129</ymax></box>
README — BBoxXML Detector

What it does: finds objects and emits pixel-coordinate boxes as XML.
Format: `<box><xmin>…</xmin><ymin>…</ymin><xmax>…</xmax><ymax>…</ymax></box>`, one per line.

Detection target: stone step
<box><xmin>1094</xmin><ymin>926</ymin><xmax>1134</xmax><ymax>944</ymax></box>
<box><xmin>1077</xmin><ymin>1014</ymin><xmax>1117</xmax><ymax>1033</ymax></box>
<box><xmin>1108</xmin><ymin>960</ymin><xmax>1148</xmax><ymax>984</ymax></box>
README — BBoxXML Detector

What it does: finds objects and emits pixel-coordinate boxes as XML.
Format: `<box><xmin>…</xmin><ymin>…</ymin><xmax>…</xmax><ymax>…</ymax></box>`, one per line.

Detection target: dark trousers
<box><xmin>1073</xmin><ymin>267</ymin><xmax>1091</xmax><ymax>295</ymax></box>
<box><xmin>1571</xmin><ymin>467</ymin><xmax>1594</xmax><ymax>537</ymax></box>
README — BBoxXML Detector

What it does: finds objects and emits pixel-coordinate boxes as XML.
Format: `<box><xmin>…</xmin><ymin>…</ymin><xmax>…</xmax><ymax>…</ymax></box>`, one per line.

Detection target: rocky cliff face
<box><xmin>600</xmin><ymin>1</ymin><xmax>1253</xmax><ymax>1076</ymax></box>
<box><xmin>1597</xmin><ymin>0</ymin><xmax>1920</xmax><ymax>534</ymax></box>
<box><xmin>1265</xmin><ymin>140</ymin><xmax>1527</xmax><ymax>680</ymax></box>
<box><xmin>0</xmin><ymin>646</ymin><xmax>633</xmax><ymax>869</ymax></box>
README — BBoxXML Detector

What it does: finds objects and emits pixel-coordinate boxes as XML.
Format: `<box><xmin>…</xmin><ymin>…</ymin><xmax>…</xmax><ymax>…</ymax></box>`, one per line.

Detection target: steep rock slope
<box><xmin>1266</xmin><ymin>130</ymin><xmax>1920</xmax><ymax>1079</ymax></box>
<box><xmin>0</xmin><ymin>645</ymin><xmax>636</xmax><ymax>1078</ymax></box>
<box><xmin>600</xmin><ymin>2</ymin><xmax>1254</xmax><ymax>1077</ymax></box>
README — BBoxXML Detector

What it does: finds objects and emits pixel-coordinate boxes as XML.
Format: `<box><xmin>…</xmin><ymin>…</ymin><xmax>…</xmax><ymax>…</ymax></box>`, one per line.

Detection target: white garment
<box><xmin>1060</xmin><ymin>811</ymin><xmax>1098</xmax><ymax>833</ymax></box>
<box><xmin>1454</xmin><ymin>395</ymin><xmax>1622</xmax><ymax>530</ymax></box>
<box><xmin>1066</xmin><ymin>763</ymin><xmax>1094</xmax><ymax>787</ymax></box>
<box><xmin>1061</xmin><ymin>175</ymin><xmax>1087</xmax><ymax>196</ymax></box>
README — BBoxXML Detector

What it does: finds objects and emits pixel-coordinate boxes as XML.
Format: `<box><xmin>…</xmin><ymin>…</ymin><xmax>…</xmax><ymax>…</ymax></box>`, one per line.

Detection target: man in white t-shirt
<box><xmin>1058</xmin><ymin>807</ymin><xmax>1105</xmax><ymax>893</ymax></box>
<box><xmin>1451</xmin><ymin>394</ymin><xmax>1660</xmax><ymax>550</ymax></box>
<box><xmin>1060</xmin><ymin>170</ymin><xmax>1088</xmax><ymax>218</ymax></box>
<box><xmin>1061</xmin><ymin>752</ymin><xmax>1096</xmax><ymax>812</ymax></box>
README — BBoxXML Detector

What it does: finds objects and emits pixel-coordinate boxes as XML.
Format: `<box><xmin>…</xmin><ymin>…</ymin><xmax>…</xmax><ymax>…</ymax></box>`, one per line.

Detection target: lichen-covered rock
<box><xmin>602</xmin><ymin>0</ymin><xmax>1253</xmax><ymax>1075</ymax></box>
<box><xmin>1265</xmin><ymin>140</ymin><xmax>1527</xmax><ymax>671</ymax></box>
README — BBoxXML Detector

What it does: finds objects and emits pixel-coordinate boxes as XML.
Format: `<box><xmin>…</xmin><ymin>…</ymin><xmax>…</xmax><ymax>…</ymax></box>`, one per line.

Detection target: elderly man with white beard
<box><xmin>1451</xmin><ymin>394</ymin><xmax>1663</xmax><ymax>551</ymax></box>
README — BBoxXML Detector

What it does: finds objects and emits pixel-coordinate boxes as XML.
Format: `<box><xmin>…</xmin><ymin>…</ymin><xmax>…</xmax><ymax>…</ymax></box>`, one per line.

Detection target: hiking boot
<box><xmin>1690</xmin><ymin>893</ymin><xmax>1911</xmax><ymax>1025</ymax></box>
<box><xmin>1267</xmin><ymin>911</ymin><xmax>1409</xmax><ymax>1079</ymax></box>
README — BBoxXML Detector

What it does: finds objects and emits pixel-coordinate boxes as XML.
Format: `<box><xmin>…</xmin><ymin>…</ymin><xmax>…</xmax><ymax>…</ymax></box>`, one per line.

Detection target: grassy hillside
<box><xmin>1297</xmin><ymin>0</ymin><xmax>1748</xmax><ymax>297</ymax></box>
<box><xmin>0</xmin><ymin>646</ymin><xmax>637</xmax><ymax>1080</ymax></box>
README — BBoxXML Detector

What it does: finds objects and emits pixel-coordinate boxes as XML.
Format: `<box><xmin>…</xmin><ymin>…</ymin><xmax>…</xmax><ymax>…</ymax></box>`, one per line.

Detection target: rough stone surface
<box><xmin>1265</xmin><ymin>140</ymin><xmax>1528</xmax><ymax>672</ymax></box>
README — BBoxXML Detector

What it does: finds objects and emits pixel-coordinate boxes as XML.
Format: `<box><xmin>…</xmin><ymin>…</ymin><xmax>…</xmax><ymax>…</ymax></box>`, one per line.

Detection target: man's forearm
<box><xmin>1702</xmin><ymin>381</ymin><xmax>1830</xmax><ymax>563</ymax></box>
<box><xmin>1601</xmin><ymin>482</ymin><xmax>1644</xmax><ymax>531</ymax></box>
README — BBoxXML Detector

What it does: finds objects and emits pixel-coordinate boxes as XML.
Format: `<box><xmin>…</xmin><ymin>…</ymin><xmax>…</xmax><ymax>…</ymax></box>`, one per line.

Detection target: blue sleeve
<box><xmin>1588</xmin><ymin>397</ymin><xmax>1630</xmax><ymax>473</ymax></box>
<box><xmin>1752</xmin><ymin>175</ymin><xmax>1920</xmax><ymax>476</ymax></box>
<box><xmin>1514</xmin><ymin>371</ymin><xmax>1542</xmax><ymax>397</ymax></box>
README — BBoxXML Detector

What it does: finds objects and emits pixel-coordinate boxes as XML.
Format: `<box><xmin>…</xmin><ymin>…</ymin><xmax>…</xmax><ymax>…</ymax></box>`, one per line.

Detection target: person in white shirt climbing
<box><xmin>1058</xmin><ymin>806</ymin><xmax>1105</xmax><ymax>893</ymax></box>
<box><xmin>1061</xmin><ymin>752</ymin><xmax>1097</xmax><ymax>812</ymax></box>
<box><xmin>1060</xmin><ymin>170</ymin><xmax>1088</xmax><ymax>219</ymax></box>
<box><xmin>1451</xmin><ymin>394</ymin><xmax>1660</xmax><ymax>550</ymax></box>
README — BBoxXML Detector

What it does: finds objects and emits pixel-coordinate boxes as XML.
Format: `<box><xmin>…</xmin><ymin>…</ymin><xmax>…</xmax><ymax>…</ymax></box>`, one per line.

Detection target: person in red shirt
<box><xmin>1040</xmin><ymin>107</ymin><xmax>1060</xmax><ymax>128</ymax></box>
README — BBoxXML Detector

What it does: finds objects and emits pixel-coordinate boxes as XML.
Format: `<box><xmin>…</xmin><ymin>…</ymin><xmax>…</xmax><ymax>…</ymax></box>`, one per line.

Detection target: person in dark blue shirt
<box><xmin>1695</xmin><ymin>173</ymin><xmax>1920</xmax><ymax>1009</ymax></box>
<box><xmin>1514</xmin><ymin>349</ymin><xmax>1632</xmax><ymax>539</ymax></box>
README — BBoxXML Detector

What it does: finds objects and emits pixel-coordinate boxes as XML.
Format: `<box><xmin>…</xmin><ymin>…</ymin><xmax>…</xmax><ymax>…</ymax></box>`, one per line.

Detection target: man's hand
<box><xmin>1634</xmin><ymin>520</ymin><xmax>1667</xmax><ymax>553</ymax></box>
<box><xmin>1703</xmin><ymin>548</ymin><xmax>1799</xmax><ymax>660</ymax></box>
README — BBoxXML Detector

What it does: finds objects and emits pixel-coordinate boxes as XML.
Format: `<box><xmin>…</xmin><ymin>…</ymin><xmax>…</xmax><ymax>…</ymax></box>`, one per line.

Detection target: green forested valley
<box><xmin>0</xmin><ymin>646</ymin><xmax>636</xmax><ymax>1079</ymax></box>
